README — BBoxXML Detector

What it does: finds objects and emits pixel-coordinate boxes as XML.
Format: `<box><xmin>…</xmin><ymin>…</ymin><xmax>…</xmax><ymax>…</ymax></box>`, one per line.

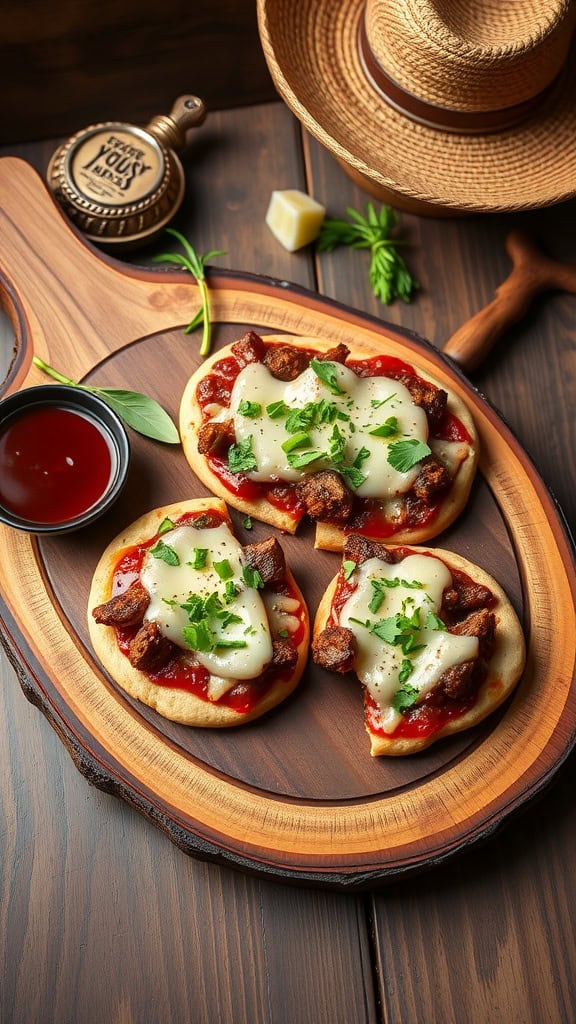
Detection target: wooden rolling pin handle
<box><xmin>443</xmin><ymin>230</ymin><xmax>576</xmax><ymax>373</ymax></box>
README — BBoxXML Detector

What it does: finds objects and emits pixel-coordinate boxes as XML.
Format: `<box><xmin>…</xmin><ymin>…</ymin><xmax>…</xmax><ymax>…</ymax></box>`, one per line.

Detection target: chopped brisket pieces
<box><xmin>399</xmin><ymin>373</ymin><xmax>448</xmax><ymax>433</ymax></box>
<box><xmin>295</xmin><ymin>470</ymin><xmax>354</xmax><ymax>523</ymax></box>
<box><xmin>423</xmin><ymin>660</ymin><xmax>477</xmax><ymax>707</ymax></box>
<box><xmin>270</xmin><ymin>637</ymin><xmax>298</xmax><ymax>671</ymax></box>
<box><xmin>197</xmin><ymin>419</ymin><xmax>235</xmax><ymax>456</ymax></box>
<box><xmin>263</xmin><ymin>344</ymin><xmax>310</xmax><ymax>381</ymax></box>
<box><xmin>316</xmin><ymin>343</ymin><xmax>350</xmax><ymax>364</ymax></box>
<box><xmin>92</xmin><ymin>581</ymin><xmax>150</xmax><ymax>628</ymax></box>
<box><xmin>442</xmin><ymin>579</ymin><xmax>494</xmax><ymax>614</ymax></box>
<box><xmin>231</xmin><ymin>330</ymin><xmax>267</xmax><ymax>366</ymax></box>
<box><xmin>343</xmin><ymin>534</ymin><xmax>395</xmax><ymax>566</ymax></box>
<box><xmin>127</xmin><ymin>621</ymin><xmax>176</xmax><ymax>673</ymax></box>
<box><xmin>450</xmin><ymin>607</ymin><xmax>496</xmax><ymax>662</ymax></box>
<box><xmin>312</xmin><ymin>625</ymin><xmax>356</xmax><ymax>673</ymax></box>
<box><xmin>242</xmin><ymin>536</ymin><xmax>286</xmax><ymax>585</ymax></box>
<box><xmin>411</xmin><ymin>455</ymin><xmax>451</xmax><ymax>502</ymax></box>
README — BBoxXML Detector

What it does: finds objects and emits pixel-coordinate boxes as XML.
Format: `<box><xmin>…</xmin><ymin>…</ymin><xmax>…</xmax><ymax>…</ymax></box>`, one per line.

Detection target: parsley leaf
<box><xmin>190</xmin><ymin>547</ymin><xmax>208</xmax><ymax>569</ymax></box>
<box><xmin>150</xmin><ymin>539</ymin><xmax>180</xmax><ymax>566</ymax></box>
<box><xmin>392</xmin><ymin>682</ymin><xmax>419</xmax><ymax>712</ymax></box>
<box><xmin>183</xmin><ymin>621</ymin><xmax>214</xmax><ymax>652</ymax></box>
<box><xmin>424</xmin><ymin>610</ymin><xmax>446</xmax><ymax>630</ymax></box>
<box><xmin>242</xmin><ymin>565</ymin><xmax>264</xmax><ymax>589</ymax></box>
<box><xmin>266</xmin><ymin>400</ymin><xmax>289</xmax><ymax>419</ymax></box>
<box><xmin>387</xmin><ymin>438</ymin><xmax>431</xmax><ymax>473</ymax></box>
<box><xmin>238</xmin><ymin>400</ymin><xmax>262</xmax><ymax>418</ymax></box>
<box><xmin>242</xmin><ymin>515</ymin><xmax>253</xmax><ymax>530</ymax></box>
<box><xmin>339</xmin><ymin>464</ymin><xmax>367</xmax><ymax>489</ymax></box>
<box><xmin>213</xmin><ymin>559</ymin><xmax>233</xmax><ymax>580</ymax></box>
<box><xmin>158</xmin><ymin>517</ymin><xmax>174</xmax><ymax>535</ymax></box>
<box><xmin>287</xmin><ymin>449</ymin><xmax>325</xmax><ymax>469</ymax></box>
<box><xmin>368</xmin><ymin>416</ymin><xmax>399</xmax><ymax>438</ymax></box>
<box><xmin>228</xmin><ymin>435</ymin><xmax>257</xmax><ymax>474</ymax></box>
<box><xmin>310</xmin><ymin>358</ymin><xmax>345</xmax><ymax>395</ymax></box>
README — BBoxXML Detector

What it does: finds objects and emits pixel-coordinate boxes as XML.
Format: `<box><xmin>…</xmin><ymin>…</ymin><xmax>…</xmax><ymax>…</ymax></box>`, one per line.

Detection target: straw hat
<box><xmin>257</xmin><ymin>0</ymin><xmax>576</xmax><ymax>214</ymax></box>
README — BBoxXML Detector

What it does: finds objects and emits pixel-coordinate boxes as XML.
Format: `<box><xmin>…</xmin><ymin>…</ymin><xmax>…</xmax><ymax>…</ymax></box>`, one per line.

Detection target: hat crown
<box><xmin>364</xmin><ymin>0</ymin><xmax>576</xmax><ymax>115</ymax></box>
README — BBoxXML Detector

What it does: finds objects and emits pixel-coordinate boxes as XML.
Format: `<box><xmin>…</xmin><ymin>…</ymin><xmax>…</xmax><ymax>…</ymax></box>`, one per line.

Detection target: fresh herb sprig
<box><xmin>317</xmin><ymin>203</ymin><xmax>417</xmax><ymax>305</ymax></box>
<box><xmin>152</xmin><ymin>228</ymin><xmax>226</xmax><ymax>357</ymax></box>
<box><xmin>32</xmin><ymin>357</ymin><xmax>180</xmax><ymax>444</ymax></box>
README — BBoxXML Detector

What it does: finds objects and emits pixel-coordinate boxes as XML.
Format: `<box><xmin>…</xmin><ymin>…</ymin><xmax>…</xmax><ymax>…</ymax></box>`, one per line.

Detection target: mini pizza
<box><xmin>180</xmin><ymin>331</ymin><xmax>479</xmax><ymax>551</ymax></box>
<box><xmin>88</xmin><ymin>498</ymin><xmax>309</xmax><ymax>727</ymax></box>
<box><xmin>312</xmin><ymin>535</ymin><xmax>525</xmax><ymax>756</ymax></box>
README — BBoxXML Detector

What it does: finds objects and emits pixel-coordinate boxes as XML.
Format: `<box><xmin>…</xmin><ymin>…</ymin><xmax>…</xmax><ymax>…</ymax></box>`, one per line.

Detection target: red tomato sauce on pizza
<box><xmin>108</xmin><ymin>509</ymin><xmax>306</xmax><ymax>713</ymax></box>
<box><xmin>196</xmin><ymin>348</ymin><xmax>471</xmax><ymax>534</ymax></box>
<box><xmin>328</xmin><ymin>547</ymin><xmax>492</xmax><ymax>742</ymax></box>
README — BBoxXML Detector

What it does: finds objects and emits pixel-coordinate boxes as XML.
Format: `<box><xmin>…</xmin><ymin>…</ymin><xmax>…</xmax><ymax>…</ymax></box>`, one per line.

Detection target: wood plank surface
<box><xmin>1</xmin><ymin>98</ymin><xmax>575</xmax><ymax>1021</ymax></box>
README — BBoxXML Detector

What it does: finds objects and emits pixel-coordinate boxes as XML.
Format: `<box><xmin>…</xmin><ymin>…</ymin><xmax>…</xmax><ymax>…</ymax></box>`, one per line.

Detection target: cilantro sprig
<box><xmin>317</xmin><ymin>204</ymin><xmax>417</xmax><ymax>305</ymax></box>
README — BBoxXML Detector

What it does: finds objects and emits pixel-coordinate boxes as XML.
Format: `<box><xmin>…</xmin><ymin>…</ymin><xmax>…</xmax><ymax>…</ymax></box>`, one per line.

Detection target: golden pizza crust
<box><xmin>313</xmin><ymin>545</ymin><xmax>526</xmax><ymax>756</ymax></box>
<box><xmin>88</xmin><ymin>498</ymin><xmax>310</xmax><ymax>727</ymax></box>
<box><xmin>179</xmin><ymin>334</ymin><xmax>479</xmax><ymax>548</ymax></box>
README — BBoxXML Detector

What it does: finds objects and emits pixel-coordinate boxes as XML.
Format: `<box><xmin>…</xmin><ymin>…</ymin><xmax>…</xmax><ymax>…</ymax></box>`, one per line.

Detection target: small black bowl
<box><xmin>0</xmin><ymin>384</ymin><xmax>130</xmax><ymax>535</ymax></box>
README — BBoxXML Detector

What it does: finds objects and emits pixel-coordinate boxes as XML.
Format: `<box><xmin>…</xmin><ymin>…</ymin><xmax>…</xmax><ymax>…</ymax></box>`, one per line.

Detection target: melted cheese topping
<box><xmin>229</xmin><ymin>361</ymin><xmax>428</xmax><ymax>498</ymax></box>
<box><xmin>141</xmin><ymin>523</ymin><xmax>273</xmax><ymax>682</ymax></box>
<box><xmin>339</xmin><ymin>554</ymin><xmax>479</xmax><ymax>733</ymax></box>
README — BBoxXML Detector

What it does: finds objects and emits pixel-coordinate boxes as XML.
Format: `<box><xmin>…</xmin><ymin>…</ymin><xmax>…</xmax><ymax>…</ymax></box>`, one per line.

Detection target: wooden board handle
<box><xmin>443</xmin><ymin>231</ymin><xmax>576</xmax><ymax>373</ymax></box>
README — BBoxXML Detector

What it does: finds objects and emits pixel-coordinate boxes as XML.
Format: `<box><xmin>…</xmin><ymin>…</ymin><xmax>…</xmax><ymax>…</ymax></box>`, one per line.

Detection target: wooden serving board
<box><xmin>1</xmin><ymin>157</ymin><xmax>575</xmax><ymax>888</ymax></box>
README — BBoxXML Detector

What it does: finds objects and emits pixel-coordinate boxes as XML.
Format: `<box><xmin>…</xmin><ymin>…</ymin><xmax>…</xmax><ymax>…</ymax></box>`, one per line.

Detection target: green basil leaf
<box><xmin>91</xmin><ymin>387</ymin><xmax>180</xmax><ymax>444</ymax></box>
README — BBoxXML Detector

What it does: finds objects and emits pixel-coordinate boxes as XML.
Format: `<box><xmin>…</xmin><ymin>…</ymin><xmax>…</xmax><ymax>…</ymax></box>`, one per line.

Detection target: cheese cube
<box><xmin>265</xmin><ymin>190</ymin><xmax>326</xmax><ymax>252</ymax></box>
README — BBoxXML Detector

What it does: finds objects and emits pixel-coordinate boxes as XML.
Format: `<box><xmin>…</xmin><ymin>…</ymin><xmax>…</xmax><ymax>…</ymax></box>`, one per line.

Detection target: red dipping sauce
<box><xmin>0</xmin><ymin>404</ymin><xmax>115</xmax><ymax>525</ymax></box>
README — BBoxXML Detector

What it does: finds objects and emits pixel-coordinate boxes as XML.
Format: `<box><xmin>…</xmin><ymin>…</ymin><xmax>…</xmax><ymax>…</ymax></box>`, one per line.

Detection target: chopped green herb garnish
<box><xmin>228</xmin><ymin>435</ymin><xmax>258</xmax><ymax>474</ymax></box>
<box><xmin>285</xmin><ymin>405</ymin><xmax>316</xmax><ymax>434</ymax></box>
<box><xmin>243</xmin><ymin>515</ymin><xmax>253</xmax><ymax>530</ymax></box>
<box><xmin>242</xmin><ymin>565</ymin><xmax>264</xmax><ymax>589</ymax></box>
<box><xmin>266</xmin><ymin>400</ymin><xmax>289</xmax><ymax>419</ymax></box>
<box><xmin>387</xmin><ymin>438</ymin><xmax>431</xmax><ymax>473</ymax></box>
<box><xmin>392</xmin><ymin>682</ymin><xmax>419</xmax><ymax>712</ymax></box>
<box><xmin>215</xmin><ymin>639</ymin><xmax>248</xmax><ymax>649</ymax></box>
<box><xmin>158</xmin><ymin>517</ymin><xmax>175</xmax><ymax>535</ymax></box>
<box><xmin>424</xmin><ymin>610</ymin><xmax>446</xmax><ymax>630</ymax></box>
<box><xmin>183</xmin><ymin>621</ymin><xmax>214</xmax><ymax>653</ymax></box>
<box><xmin>287</xmin><ymin>449</ymin><xmax>325</xmax><ymax>469</ymax></box>
<box><xmin>339</xmin><ymin>464</ymin><xmax>367</xmax><ymax>489</ymax></box>
<box><xmin>277</xmin><ymin>629</ymin><xmax>290</xmax><ymax>638</ymax></box>
<box><xmin>238</xmin><ymin>399</ymin><xmax>262</xmax><ymax>418</ymax></box>
<box><xmin>216</xmin><ymin>610</ymin><xmax>244</xmax><ymax>627</ymax></box>
<box><xmin>398</xmin><ymin>659</ymin><xmax>414</xmax><ymax>684</ymax></box>
<box><xmin>328</xmin><ymin>423</ymin><xmax>346</xmax><ymax>465</ymax></box>
<box><xmin>150</xmin><ymin>539</ymin><xmax>180</xmax><ymax>566</ymax></box>
<box><xmin>368</xmin><ymin>416</ymin><xmax>399</xmax><ymax>438</ymax></box>
<box><xmin>224</xmin><ymin>580</ymin><xmax>239</xmax><ymax>603</ymax></box>
<box><xmin>281</xmin><ymin>431</ymin><xmax>312</xmax><ymax>453</ymax></box>
<box><xmin>342</xmin><ymin>559</ymin><xmax>356</xmax><ymax>581</ymax></box>
<box><xmin>353</xmin><ymin>446</ymin><xmax>371</xmax><ymax>469</ymax></box>
<box><xmin>190</xmin><ymin>547</ymin><xmax>208</xmax><ymax>569</ymax></box>
<box><xmin>213</xmin><ymin>558</ymin><xmax>233</xmax><ymax>580</ymax></box>
<box><xmin>371</xmin><ymin>393</ymin><xmax>397</xmax><ymax>408</ymax></box>
<box><xmin>310</xmin><ymin>358</ymin><xmax>345</xmax><ymax>395</ymax></box>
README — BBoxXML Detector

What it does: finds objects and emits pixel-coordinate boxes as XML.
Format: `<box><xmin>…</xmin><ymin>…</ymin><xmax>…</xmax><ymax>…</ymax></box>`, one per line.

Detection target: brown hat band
<box><xmin>358</xmin><ymin>18</ymin><xmax>558</xmax><ymax>135</ymax></box>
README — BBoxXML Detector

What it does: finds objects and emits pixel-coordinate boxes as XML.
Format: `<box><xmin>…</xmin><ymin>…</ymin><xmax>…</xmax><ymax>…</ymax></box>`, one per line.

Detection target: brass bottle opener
<box><xmin>47</xmin><ymin>95</ymin><xmax>206</xmax><ymax>248</ymax></box>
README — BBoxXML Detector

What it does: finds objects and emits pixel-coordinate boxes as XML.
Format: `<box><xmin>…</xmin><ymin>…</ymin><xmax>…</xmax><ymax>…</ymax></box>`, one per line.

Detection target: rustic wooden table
<box><xmin>1</xmin><ymin>101</ymin><xmax>575</xmax><ymax>1024</ymax></box>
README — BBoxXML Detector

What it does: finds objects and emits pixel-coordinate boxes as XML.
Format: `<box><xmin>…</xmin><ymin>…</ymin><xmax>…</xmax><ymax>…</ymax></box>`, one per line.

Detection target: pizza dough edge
<box><xmin>312</xmin><ymin>545</ymin><xmax>526</xmax><ymax>757</ymax></box>
<box><xmin>87</xmin><ymin>498</ymin><xmax>310</xmax><ymax>728</ymax></box>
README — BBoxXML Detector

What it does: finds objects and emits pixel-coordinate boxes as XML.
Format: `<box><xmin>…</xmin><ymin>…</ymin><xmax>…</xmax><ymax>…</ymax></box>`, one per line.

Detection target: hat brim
<box><xmin>257</xmin><ymin>0</ymin><xmax>576</xmax><ymax>213</ymax></box>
